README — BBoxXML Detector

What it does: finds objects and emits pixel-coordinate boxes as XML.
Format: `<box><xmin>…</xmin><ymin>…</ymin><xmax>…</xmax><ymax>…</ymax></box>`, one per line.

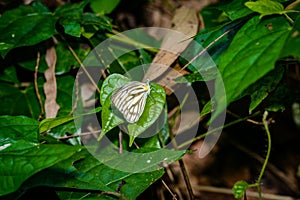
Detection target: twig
<box><xmin>70</xmin><ymin>72</ymin><xmax>80</xmax><ymax>115</ymax></box>
<box><xmin>161</xmin><ymin>179</ymin><xmax>178</xmax><ymax>200</ymax></box>
<box><xmin>178</xmin><ymin>159</ymin><xmax>194</xmax><ymax>200</ymax></box>
<box><xmin>177</xmin><ymin>111</ymin><xmax>261</xmax><ymax>149</ymax></box>
<box><xmin>99</xmin><ymin>191</ymin><xmax>127</xmax><ymax>200</ymax></box>
<box><xmin>34</xmin><ymin>51</ymin><xmax>44</xmax><ymax>120</ymax></box>
<box><xmin>119</xmin><ymin>130</ymin><xmax>123</xmax><ymax>154</ymax></box>
<box><xmin>178</xmin><ymin>29</ymin><xmax>232</xmax><ymax>74</ymax></box>
<box><xmin>56</xmin><ymin>130</ymin><xmax>101</xmax><ymax>139</ymax></box>
<box><xmin>60</xmin><ymin>35</ymin><xmax>100</xmax><ymax>94</ymax></box>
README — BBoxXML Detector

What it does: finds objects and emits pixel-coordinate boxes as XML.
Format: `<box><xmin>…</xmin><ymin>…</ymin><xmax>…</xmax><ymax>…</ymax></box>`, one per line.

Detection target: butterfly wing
<box><xmin>110</xmin><ymin>81</ymin><xmax>151</xmax><ymax>123</ymax></box>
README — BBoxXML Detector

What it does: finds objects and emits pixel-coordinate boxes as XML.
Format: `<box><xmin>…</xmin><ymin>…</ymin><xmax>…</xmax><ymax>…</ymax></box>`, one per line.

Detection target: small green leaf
<box><xmin>200</xmin><ymin>100</ymin><xmax>214</xmax><ymax>117</ymax></box>
<box><xmin>232</xmin><ymin>181</ymin><xmax>248</xmax><ymax>199</ymax></box>
<box><xmin>39</xmin><ymin>107</ymin><xmax>101</xmax><ymax>133</ymax></box>
<box><xmin>60</xmin><ymin>19</ymin><xmax>81</xmax><ymax>37</ymax></box>
<box><xmin>90</xmin><ymin>0</ymin><xmax>121</xmax><ymax>14</ymax></box>
<box><xmin>245</xmin><ymin>0</ymin><xmax>290</xmax><ymax>18</ymax></box>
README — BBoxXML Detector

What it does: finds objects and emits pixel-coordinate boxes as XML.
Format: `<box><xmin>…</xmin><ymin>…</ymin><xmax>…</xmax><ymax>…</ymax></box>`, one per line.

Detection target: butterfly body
<box><xmin>110</xmin><ymin>81</ymin><xmax>151</xmax><ymax>123</ymax></box>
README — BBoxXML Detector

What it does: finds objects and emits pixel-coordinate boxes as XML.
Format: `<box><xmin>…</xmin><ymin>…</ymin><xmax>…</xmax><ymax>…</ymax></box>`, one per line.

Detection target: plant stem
<box><xmin>283</xmin><ymin>13</ymin><xmax>294</xmax><ymax>25</ymax></box>
<box><xmin>177</xmin><ymin>111</ymin><xmax>261</xmax><ymax>149</ymax></box>
<box><xmin>256</xmin><ymin>111</ymin><xmax>272</xmax><ymax>200</ymax></box>
<box><xmin>60</xmin><ymin>35</ymin><xmax>101</xmax><ymax>94</ymax></box>
<box><xmin>178</xmin><ymin>159</ymin><xmax>194</xmax><ymax>200</ymax></box>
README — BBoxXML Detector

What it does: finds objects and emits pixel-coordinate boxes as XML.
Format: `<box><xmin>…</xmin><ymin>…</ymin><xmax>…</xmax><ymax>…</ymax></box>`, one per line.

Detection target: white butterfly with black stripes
<box><xmin>110</xmin><ymin>80</ymin><xmax>151</xmax><ymax>123</ymax></box>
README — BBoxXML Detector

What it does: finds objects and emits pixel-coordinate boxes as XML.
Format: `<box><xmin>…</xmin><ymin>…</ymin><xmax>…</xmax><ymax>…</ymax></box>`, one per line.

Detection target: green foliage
<box><xmin>245</xmin><ymin>0</ymin><xmax>294</xmax><ymax>19</ymax></box>
<box><xmin>0</xmin><ymin>0</ymin><xmax>299</xmax><ymax>199</ymax></box>
<box><xmin>198</xmin><ymin>0</ymin><xmax>299</xmax><ymax>116</ymax></box>
<box><xmin>232</xmin><ymin>181</ymin><xmax>248</xmax><ymax>199</ymax></box>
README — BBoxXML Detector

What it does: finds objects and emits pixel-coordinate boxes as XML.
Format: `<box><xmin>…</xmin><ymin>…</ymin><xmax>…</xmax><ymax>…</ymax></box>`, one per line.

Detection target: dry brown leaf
<box><xmin>44</xmin><ymin>47</ymin><xmax>60</xmax><ymax>118</ymax></box>
<box><xmin>143</xmin><ymin>6</ymin><xmax>199</xmax><ymax>94</ymax></box>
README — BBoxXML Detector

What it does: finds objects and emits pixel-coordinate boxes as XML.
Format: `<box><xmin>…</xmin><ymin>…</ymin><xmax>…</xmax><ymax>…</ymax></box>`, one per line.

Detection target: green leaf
<box><xmin>39</xmin><ymin>107</ymin><xmax>102</xmax><ymax>133</ymax></box>
<box><xmin>90</xmin><ymin>0</ymin><xmax>121</xmax><ymax>14</ymax></box>
<box><xmin>100</xmin><ymin>96</ymin><xmax>124</xmax><ymax>138</ymax></box>
<box><xmin>0</xmin><ymin>2</ymin><xmax>56</xmax><ymax>57</ymax></box>
<box><xmin>232</xmin><ymin>181</ymin><xmax>248</xmax><ymax>199</ymax></box>
<box><xmin>96</xmin><ymin>145</ymin><xmax>185</xmax><ymax>173</ymax></box>
<box><xmin>127</xmin><ymin>83</ymin><xmax>166</xmax><ymax>146</ymax></box>
<box><xmin>60</xmin><ymin>19</ymin><xmax>81</xmax><ymax>37</ymax></box>
<box><xmin>100</xmin><ymin>73</ymin><xmax>130</xmax><ymax>106</ymax></box>
<box><xmin>242</xmin><ymin>66</ymin><xmax>284</xmax><ymax>112</ymax></box>
<box><xmin>215</xmin><ymin>16</ymin><xmax>290</xmax><ymax>115</ymax></box>
<box><xmin>54</xmin><ymin>1</ymin><xmax>111</xmax><ymax>38</ymax></box>
<box><xmin>193</xmin><ymin>18</ymin><xmax>245</xmax><ymax>67</ymax></box>
<box><xmin>0</xmin><ymin>65</ymin><xmax>19</xmax><ymax>83</ymax></box>
<box><xmin>56</xmin><ymin>41</ymin><xmax>90</xmax><ymax>73</ymax></box>
<box><xmin>54</xmin><ymin>1</ymin><xmax>87</xmax><ymax>17</ymax></box>
<box><xmin>264</xmin><ymin>84</ymin><xmax>294</xmax><ymax>112</ymax></box>
<box><xmin>174</xmin><ymin>67</ymin><xmax>219</xmax><ymax>83</ymax></box>
<box><xmin>16</xmin><ymin>41</ymin><xmax>89</xmax><ymax>74</ymax></box>
<box><xmin>245</xmin><ymin>0</ymin><xmax>290</xmax><ymax>18</ymax></box>
<box><xmin>218</xmin><ymin>0</ymin><xmax>253</xmax><ymax>21</ymax></box>
<box><xmin>0</xmin><ymin>144</ymin><xmax>82</xmax><ymax>196</ymax></box>
<box><xmin>281</xmin><ymin>15</ymin><xmax>300</xmax><ymax>60</ymax></box>
<box><xmin>0</xmin><ymin>115</ymin><xmax>39</xmax><ymax>151</ymax></box>
<box><xmin>200</xmin><ymin>100</ymin><xmax>214</xmax><ymax>117</ymax></box>
<box><xmin>21</xmin><ymin>148</ymin><xmax>169</xmax><ymax>200</ymax></box>
<box><xmin>0</xmin><ymin>83</ymin><xmax>41</xmax><ymax>119</ymax></box>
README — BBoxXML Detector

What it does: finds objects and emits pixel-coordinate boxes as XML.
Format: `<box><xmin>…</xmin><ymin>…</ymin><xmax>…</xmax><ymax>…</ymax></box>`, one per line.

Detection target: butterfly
<box><xmin>110</xmin><ymin>80</ymin><xmax>151</xmax><ymax>123</ymax></box>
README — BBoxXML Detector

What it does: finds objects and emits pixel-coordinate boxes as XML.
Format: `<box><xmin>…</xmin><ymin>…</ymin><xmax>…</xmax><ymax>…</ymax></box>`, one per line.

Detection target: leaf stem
<box><xmin>283</xmin><ymin>13</ymin><xmax>294</xmax><ymax>25</ymax></box>
<box><xmin>257</xmin><ymin>111</ymin><xmax>272</xmax><ymax>199</ymax></box>
<box><xmin>177</xmin><ymin>111</ymin><xmax>261</xmax><ymax>149</ymax></box>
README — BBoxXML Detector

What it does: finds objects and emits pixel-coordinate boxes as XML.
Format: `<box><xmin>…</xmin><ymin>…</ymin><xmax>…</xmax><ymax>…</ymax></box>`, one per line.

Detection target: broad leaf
<box><xmin>0</xmin><ymin>83</ymin><xmax>41</xmax><ymax>119</ymax></box>
<box><xmin>215</xmin><ymin>16</ymin><xmax>290</xmax><ymax>115</ymax></box>
<box><xmin>0</xmin><ymin>2</ymin><xmax>56</xmax><ymax>57</ymax></box>
<box><xmin>0</xmin><ymin>115</ymin><xmax>39</xmax><ymax>151</ymax></box>
<box><xmin>0</xmin><ymin>142</ymin><xmax>82</xmax><ymax>196</ymax></box>
<box><xmin>19</xmin><ymin>148</ymin><xmax>176</xmax><ymax>200</ymax></box>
